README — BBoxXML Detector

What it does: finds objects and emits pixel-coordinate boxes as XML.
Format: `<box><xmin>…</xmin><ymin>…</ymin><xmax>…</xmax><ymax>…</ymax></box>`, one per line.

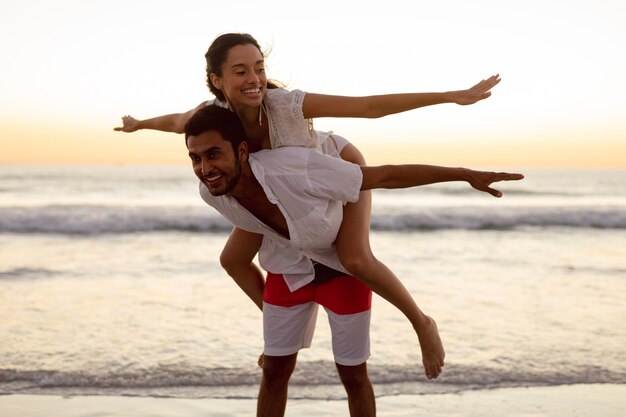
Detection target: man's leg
<box><xmin>315</xmin><ymin>273</ymin><xmax>374</xmax><ymax>416</ymax></box>
<box><xmin>257</xmin><ymin>353</ymin><xmax>298</xmax><ymax>417</ymax></box>
<box><xmin>260</xmin><ymin>273</ymin><xmax>318</xmax><ymax>417</ymax></box>
<box><xmin>336</xmin><ymin>362</ymin><xmax>376</xmax><ymax>417</ymax></box>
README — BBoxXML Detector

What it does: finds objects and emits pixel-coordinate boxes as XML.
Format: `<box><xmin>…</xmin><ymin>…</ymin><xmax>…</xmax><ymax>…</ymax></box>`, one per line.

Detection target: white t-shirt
<box><xmin>200</xmin><ymin>147</ymin><xmax>363</xmax><ymax>292</ymax></box>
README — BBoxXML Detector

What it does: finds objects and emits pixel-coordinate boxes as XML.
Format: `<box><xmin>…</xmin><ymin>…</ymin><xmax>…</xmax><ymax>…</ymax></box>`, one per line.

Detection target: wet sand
<box><xmin>1</xmin><ymin>384</ymin><xmax>624</xmax><ymax>417</ymax></box>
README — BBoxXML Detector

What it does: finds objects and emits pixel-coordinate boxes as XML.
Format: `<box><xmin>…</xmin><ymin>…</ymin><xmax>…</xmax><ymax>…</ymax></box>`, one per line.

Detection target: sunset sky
<box><xmin>1</xmin><ymin>0</ymin><xmax>624</xmax><ymax>168</ymax></box>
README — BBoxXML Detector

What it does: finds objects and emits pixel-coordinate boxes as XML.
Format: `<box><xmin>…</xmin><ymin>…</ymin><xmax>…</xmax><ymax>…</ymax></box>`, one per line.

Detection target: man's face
<box><xmin>187</xmin><ymin>131</ymin><xmax>242</xmax><ymax>196</ymax></box>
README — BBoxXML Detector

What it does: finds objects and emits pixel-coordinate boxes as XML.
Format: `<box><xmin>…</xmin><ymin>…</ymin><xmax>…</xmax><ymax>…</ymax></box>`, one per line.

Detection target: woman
<box><xmin>115</xmin><ymin>33</ymin><xmax>501</xmax><ymax>379</ymax></box>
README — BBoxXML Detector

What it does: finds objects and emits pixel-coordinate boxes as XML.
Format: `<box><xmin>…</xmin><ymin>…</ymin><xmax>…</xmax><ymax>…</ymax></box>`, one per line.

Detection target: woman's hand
<box><xmin>450</xmin><ymin>74</ymin><xmax>501</xmax><ymax>105</ymax></box>
<box><xmin>114</xmin><ymin>115</ymin><xmax>140</xmax><ymax>133</ymax></box>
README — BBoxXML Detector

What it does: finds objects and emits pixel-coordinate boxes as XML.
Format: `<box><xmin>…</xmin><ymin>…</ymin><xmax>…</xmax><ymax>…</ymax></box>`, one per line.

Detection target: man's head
<box><xmin>185</xmin><ymin>105</ymin><xmax>248</xmax><ymax>196</ymax></box>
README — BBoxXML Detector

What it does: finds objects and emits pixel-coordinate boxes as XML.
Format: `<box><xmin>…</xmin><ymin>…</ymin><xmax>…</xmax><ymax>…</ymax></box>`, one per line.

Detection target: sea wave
<box><xmin>1</xmin><ymin>205</ymin><xmax>625</xmax><ymax>235</ymax></box>
<box><xmin>0</xmin><ymin>267</ymin><xmax>63</xmax><ymax>279</ymax></box>
<box><xmin>0</xmin><ymin>205</ymin><xmax>232</xmax><ymax>235</ymax></box>
<box><xmin>1</xmin><ymin>361</ymin><xmax>623</xmax><ymax>399</ymax></box>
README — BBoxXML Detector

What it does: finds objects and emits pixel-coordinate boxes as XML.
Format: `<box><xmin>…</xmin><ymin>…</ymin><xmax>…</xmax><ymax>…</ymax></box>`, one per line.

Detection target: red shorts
<box><xmin>262</xmin><ymin>272</ymin><xmax>372</xmax><ymax>366</ymax></box>
<box><xmin>263</xmin><ymin>271</ymin><xmax>372</xmax><ymax>314</ymax></box>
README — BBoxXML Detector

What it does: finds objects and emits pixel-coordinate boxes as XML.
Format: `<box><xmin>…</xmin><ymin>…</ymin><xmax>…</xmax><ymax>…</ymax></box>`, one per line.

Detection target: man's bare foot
<box><xmin>415</xmin><ymin>316</ymin><xmax>445</xmax><ymax>379</ymax></box>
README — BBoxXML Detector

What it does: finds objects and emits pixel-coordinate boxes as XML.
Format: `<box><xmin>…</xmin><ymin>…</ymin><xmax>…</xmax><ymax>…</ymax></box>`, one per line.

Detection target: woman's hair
<box><xmin>205</xmin><ymin>33</ymin><xmax>282</xmax><ymax>101</ymax></box>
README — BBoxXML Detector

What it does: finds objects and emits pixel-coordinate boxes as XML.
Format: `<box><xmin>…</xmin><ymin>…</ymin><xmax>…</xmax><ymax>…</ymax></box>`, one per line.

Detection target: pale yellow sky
<box><xmin>0</xmin><ymin>0</ymin><xmax>624</xmax><ymax>168</ymax></box>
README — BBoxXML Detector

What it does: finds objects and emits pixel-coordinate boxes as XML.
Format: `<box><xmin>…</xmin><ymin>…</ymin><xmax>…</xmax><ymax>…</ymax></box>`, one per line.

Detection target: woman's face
<box><xmin>212</xmin><ymin>43</ymin><xmax>267</xmax><ymax>109</ymax></box>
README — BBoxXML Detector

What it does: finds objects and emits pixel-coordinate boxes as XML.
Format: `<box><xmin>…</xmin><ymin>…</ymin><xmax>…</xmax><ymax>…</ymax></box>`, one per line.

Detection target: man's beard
<box><xmin>204</xmin><ymin>161</ymin><xmax>241</xmax><ymax>196</ymax></box>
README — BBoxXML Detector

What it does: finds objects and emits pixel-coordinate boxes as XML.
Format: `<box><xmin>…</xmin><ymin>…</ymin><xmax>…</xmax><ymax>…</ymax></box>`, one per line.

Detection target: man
<box><xmin>185</xmin><ymin>105</ymin><xmax>523</xmax><ymax>417</ymax></box>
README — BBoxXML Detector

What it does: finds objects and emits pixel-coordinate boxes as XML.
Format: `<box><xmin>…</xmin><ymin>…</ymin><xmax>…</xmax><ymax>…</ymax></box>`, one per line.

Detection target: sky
<box><xmin>0</xmin><ymin>0</ymin><xmax>625</xmax><ymax>168</ymax></box>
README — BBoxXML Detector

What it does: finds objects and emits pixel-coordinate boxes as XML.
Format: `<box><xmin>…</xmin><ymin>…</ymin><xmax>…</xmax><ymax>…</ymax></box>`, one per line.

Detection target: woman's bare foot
<box><xmin>415</xmin><ymin>316</ymin><xmax>445</xmax><ymax>379</ymax></box>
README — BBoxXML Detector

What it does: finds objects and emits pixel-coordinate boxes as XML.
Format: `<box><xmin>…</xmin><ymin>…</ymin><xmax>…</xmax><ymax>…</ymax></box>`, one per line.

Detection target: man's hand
<box><xmin>465</xmin><ymin>169</ymin><xmax>524</xmax><ymax>197</ymax></box>
<box><xmin>450</xmin><ymin>74</ymin><xmax>501</xmax><ymax>105</ymax></box>
<box><xmin>114</xmin><ymin>115</ymin><xmax>140</xmax><ymax>132</ymax></box>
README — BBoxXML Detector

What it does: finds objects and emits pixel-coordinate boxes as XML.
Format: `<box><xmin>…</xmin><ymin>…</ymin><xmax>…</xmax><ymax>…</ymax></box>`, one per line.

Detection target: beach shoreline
<box><xmin>1</xmin><ymin>384</ymin><xmax>624</xmax><ymax>417</ymax></box>
<box><xmin>2</xmin><ymin>167</ymin><xmax>625</xmax><ymax>416</ymax></box>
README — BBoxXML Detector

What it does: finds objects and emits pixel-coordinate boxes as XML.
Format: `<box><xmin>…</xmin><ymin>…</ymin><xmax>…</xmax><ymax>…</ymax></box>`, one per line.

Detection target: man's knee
<box><xmin>336</xmin><ymin>362</ymin><xmax>371</xmax><ymax>391</ymax></box>
<box><xmin>262</xmin><ymin>354</ymin><xmax>297</xmax><ymax>385</ymax></box>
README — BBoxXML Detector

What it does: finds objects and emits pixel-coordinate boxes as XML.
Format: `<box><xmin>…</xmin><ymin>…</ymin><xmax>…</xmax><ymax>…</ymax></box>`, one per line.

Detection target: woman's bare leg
<box><xmin>336</xmin><ymin>143</ymin><xmax>445</xmax><ymax>379</ymax></box>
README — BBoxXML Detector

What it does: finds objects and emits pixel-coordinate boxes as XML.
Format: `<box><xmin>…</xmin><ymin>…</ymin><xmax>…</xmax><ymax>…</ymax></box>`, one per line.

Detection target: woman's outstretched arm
<box><xmin>302</xmin><ymin>75</ymin><xmax>501</xmax><ymax>119</ymax></box>
<box><xmin>114</xmin><ymin>101</ymin><xmax>208</xmax><ymax>134</ymax></box>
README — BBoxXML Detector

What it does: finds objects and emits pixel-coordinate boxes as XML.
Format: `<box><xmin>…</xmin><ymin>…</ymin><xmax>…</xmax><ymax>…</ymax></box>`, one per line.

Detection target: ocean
<box><xmin>1</xmin><ymin>164</ymin><xmax>624</xmax><ymax>399</ymax></box>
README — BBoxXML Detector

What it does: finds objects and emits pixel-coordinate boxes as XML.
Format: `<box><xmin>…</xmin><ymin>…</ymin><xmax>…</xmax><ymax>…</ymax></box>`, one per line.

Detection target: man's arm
<box><xmin>220</xmin><ymin>227</ymin><xmax>265</xmax><ymax>311</ymax></box>
<box><xmin>114</xmin><ymin>101</ymin><xmax>207</xmax><ymax>134</ymax></box>
<box><xmin>360</xmin><ymin>164</ymin><xmax>524</xmax><ymax>198</ymax></box>
<box><xmin>229</xmin><ymin>262</ymin><xmax>265</xmax><ymax>311</ymax></box>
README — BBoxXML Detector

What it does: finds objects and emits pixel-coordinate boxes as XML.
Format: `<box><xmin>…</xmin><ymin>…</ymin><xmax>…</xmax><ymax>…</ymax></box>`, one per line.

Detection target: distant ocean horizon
<box><xmin>1</xmin><ymin>164</ymin><xmax>625</xmax><ymax>399</ymax></box>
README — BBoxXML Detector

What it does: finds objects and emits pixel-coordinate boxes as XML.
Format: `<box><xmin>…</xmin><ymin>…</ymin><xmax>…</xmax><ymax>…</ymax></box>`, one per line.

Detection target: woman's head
<box><xmin>205</xmin><ymin>33</ymin><xmax>280</xmax><ymax>105</ymax></box>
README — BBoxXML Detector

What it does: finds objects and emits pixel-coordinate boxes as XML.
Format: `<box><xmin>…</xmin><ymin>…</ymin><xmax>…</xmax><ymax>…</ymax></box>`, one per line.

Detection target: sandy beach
<box><xmin>1</xmin><ymin>384</ymin><xmax>624</xmax><ymax>417</ymax></box>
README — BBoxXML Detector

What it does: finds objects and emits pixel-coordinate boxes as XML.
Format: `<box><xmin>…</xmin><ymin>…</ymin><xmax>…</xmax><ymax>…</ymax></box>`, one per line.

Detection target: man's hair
<box><xmin>184</xmin><ymin>105</ymin><xmax>247</xmax><ymax>151</ymax></box>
